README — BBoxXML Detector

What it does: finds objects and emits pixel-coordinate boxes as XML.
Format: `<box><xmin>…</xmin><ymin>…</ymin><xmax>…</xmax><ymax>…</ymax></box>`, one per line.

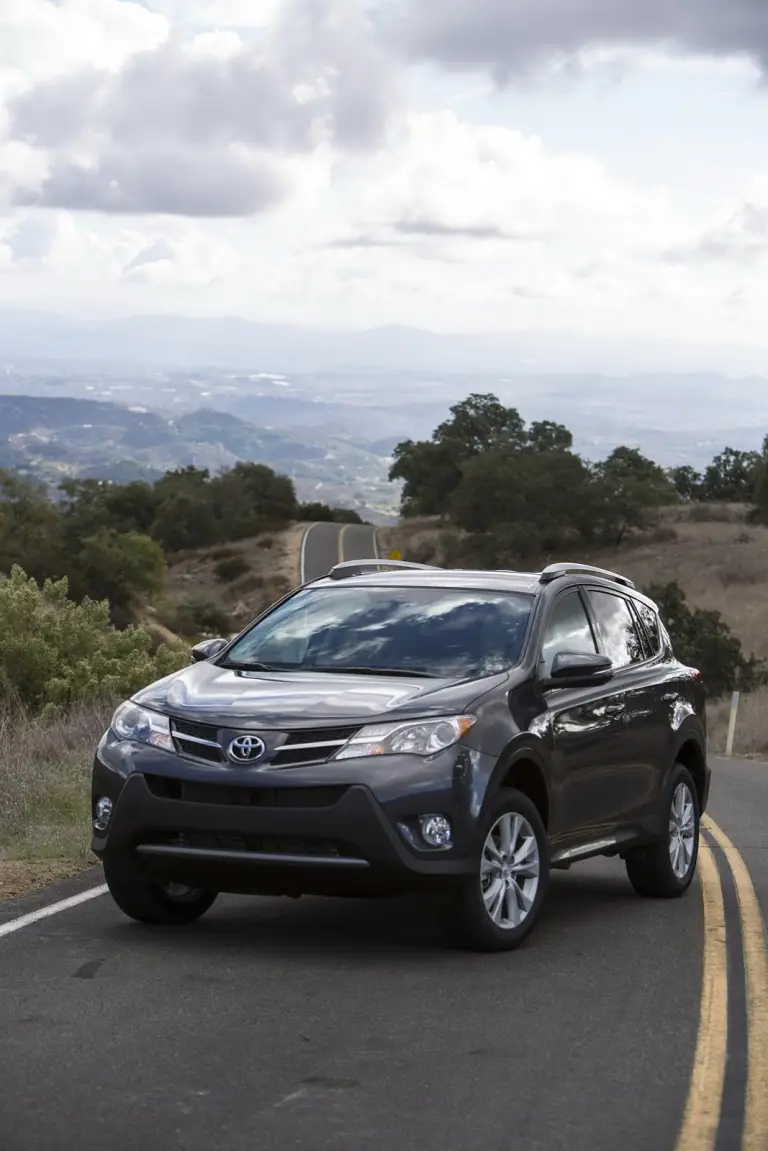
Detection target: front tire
<box><xmin>625</xmin><ymin>763</ymin><xmax>700</xmax><ymax>899</ymax></box>
<box><xmin>104</xmin><ymin>857</ymin><xmax>218</xmax><ymax>925</ymax></box>
<box><xmin>453</xmin><ymin>789</ymin><xmax>550</xmax><ymax>952</ymax></box>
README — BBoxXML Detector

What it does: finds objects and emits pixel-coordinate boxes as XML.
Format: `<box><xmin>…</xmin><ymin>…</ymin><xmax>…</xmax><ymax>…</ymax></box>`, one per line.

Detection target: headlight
<box><xmin>333</xmin><ymin>715</ymin><xmax>475</xmax><ymax>761</ymax></box>
<box><xmin>111</xmin><ymin>702</ymin><xmax>174</xmax><ymax>751</ymax></box>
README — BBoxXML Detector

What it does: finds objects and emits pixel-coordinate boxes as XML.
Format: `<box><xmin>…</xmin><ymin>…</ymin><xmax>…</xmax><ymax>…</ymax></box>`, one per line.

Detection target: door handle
<box><xmin>603</xmin><ymin>702</ymin><xmax>626</xmax><ymax>717</ymax></box>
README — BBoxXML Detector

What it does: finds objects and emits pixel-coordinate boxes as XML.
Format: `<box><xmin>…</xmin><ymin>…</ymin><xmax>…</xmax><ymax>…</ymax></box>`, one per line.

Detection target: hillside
<box><xmin>155</xmin><ymin>525</ymin><xmax>304</xmax><ymax>639</ymax></box>
<box><xmin>0</xmin><ymin>394</ymin><xmax>398</xmax><ymax>519</ymax></box>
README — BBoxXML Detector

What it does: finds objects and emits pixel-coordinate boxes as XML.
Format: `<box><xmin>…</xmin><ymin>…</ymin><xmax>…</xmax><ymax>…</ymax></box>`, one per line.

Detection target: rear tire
<box><xmin>625</xmin><ymin>763</ymin><xmax>699</xmax><ymax>899</ymax></box>
<box><xmin>453</xmin><ymin>789</ymin><xmax>550</xmax><ymax>952</ymax></box>
<box><xmin>104</xmin><ymin>857</ymin><xmax>218</xmax><ymax>925</ymax></box>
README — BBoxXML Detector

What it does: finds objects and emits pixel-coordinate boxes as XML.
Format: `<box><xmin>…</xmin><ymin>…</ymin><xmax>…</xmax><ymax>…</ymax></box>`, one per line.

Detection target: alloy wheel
<box><xmin>668</xmin><ymin>782</ymin><xmax>696</xmax><ymax>880</ymax></box>
<box><xmin>480</xmin><ymin>812</ymin><xmax>541</xmax><ymax>929</ymax></box>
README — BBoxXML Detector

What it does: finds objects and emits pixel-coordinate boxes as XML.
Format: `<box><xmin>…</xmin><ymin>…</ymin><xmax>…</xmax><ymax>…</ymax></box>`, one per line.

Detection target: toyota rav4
<box><xmin>91</xmin><ymin>559</ymin><xmax>710</xmax><ymax>951</ymax></box>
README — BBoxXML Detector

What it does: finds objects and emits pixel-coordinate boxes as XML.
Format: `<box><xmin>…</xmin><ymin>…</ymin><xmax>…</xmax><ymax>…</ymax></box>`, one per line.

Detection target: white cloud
<box><xmin>2</xmin><ymin>0</ymin><xmax>394</xmax><ymax>217</ymax></box>
<box><xmin>356</xmin><ymin>111</ymin><xmax>672</xmax><ymax>247</ymax></box>
<box><xmin>0</xmin><ymin>0</ymin><xmax>767</xmax><ymax>355</ymax></box>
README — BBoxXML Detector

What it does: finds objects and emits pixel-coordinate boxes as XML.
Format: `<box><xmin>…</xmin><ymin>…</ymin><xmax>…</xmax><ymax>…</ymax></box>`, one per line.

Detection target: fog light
<box><xmin>418</xmin><ymin>814</ymin><xmax>452</xmax><ymax>849</ymax></box>
<box><xmin>93</xmin><ymin>796</ymin><xmax>113</xmax><ymax>832</ymax></box>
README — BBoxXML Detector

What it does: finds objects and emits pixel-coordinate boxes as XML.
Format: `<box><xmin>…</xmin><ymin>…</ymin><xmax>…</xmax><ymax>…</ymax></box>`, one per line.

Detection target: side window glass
<box><xmin>586</xmin><ymin>591</ymin><xmax>645</xmax><ymax>668</ymax></box>
<box><xmin>635</xmin><ymin>601</ymin><xmax>661</xmax><ymax>656</ymax></box>
<box><xmin>540</xmin><ymin>592</ymin><xmax>597</xmax><ymax>678</ymax></box>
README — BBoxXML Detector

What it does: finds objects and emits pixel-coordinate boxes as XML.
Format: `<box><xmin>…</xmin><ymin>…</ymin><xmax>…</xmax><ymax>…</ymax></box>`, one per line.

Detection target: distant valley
<box><xmin>3</xmin><ymin>308</ymin><xmax>768</xmax><ymax>512</ymax></box>
<box><xmin>0</xmin><ymin>395</ymin><xmax>400</xmax><ymax>521</ymax></box>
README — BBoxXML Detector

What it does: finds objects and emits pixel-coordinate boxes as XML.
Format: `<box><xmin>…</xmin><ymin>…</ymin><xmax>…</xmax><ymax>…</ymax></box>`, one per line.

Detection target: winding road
<box><xmin>300</xmin><ymin>520</ymin><xmax>381</xmax><ymax>583</ymax></box>
<box><xmin>0</xmin><ymin>525</ymin><xmax>766</xmax><ymax>1151</ymax></box>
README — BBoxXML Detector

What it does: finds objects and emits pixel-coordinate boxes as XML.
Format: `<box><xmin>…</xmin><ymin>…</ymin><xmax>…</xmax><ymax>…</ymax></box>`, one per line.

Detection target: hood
<box><xmin>133</xmin><ymin>660</ymin><xmax>503</xmax><ymax>728</ymax></box>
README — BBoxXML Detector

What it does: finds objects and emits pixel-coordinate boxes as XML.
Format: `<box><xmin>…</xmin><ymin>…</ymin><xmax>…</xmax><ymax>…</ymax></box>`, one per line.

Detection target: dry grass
<box><xmin>707</xmin><ymin>686</ymin><xmax>768</xmax><ymax>758</ymax></box>
<box><xmin>0</xmin><ymin>703</ymin><xmax>111</xmax><ymax>898</ymax></box>
<box><xmin>162</xmin><ymin>523</ymin><xmax>304</xmax><ymax>631</ymax></box>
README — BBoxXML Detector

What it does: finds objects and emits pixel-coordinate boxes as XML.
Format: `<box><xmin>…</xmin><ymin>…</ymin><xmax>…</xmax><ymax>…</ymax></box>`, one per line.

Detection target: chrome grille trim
<box><xmin>170</xmin><ymin>728</ymin><xmax>220</xmax><ymax>748</ymax></box>
<box><xmin>166</xmin><ymin>718</ymin><xmax>361</xmax><ymax>767</ymax></box>
<box><xmin>277</xmin><ymin>739</ymin><xmax>348</xmax><ymax>752</ymax></box>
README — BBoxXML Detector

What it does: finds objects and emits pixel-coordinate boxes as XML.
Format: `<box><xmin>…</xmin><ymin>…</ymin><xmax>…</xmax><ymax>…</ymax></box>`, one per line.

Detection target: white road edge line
<box><xmin>0</xmin><ymin>884</ymin><xmax>108</xmax><ymax>940</ymax></box>
<box><xmin>299</xmin><ymin>522</ymin><xmax>316</xmax><ymax>584</ymax></box>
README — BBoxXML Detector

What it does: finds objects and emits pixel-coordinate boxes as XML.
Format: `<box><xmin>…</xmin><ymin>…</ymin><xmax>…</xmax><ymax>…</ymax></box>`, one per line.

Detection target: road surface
<box><xmin>300</xmin><ymin>522</ymin><xmax>380</xmax><ymax>583</ymax></box>
<box><xmin>1</xmin><ymin>755</ymin><xmax>765</xmax><ymax>1151</ymax></box>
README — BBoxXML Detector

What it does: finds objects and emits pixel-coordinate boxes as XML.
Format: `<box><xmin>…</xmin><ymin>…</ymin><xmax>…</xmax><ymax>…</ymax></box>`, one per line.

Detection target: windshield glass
<box><xmin>223</xmin><ymin>585</ymin><xmax>533</xmax><ymax>679</ymax></box>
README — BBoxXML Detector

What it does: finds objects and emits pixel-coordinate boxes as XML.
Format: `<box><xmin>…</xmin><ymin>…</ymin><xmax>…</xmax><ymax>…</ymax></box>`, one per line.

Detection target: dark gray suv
<box><xmin>91</xmin><ymin>559</ymin><xmax>710</xmax><ymax>951</ymax></box>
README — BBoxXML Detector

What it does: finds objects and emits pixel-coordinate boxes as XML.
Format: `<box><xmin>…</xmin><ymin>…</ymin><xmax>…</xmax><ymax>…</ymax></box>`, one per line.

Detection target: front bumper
<box><xmin>91</xmin><ymin>741</ymin><xmax>482</xmax><ymax>896</ymax></box>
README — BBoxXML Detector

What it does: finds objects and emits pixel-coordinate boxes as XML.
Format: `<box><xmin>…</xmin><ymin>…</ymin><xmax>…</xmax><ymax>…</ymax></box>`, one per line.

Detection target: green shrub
<box><xmin>646</xmin><ymin>580</ymin><xmax>764</xmax><ymax>698</ymax></box>
<box><xmin>0</xmin><ymin>566</ymin><xmax>188</xmax><ymax>715</ymax></box>
<box><xmin>214</xmin><ymin>554</ymin><xmax>250</xmax><ymax>582</ymax></box>
<box><xmin>168</xmin><ymin>597</ymin><xmax>233</xmax><ymax>638</ymax></box>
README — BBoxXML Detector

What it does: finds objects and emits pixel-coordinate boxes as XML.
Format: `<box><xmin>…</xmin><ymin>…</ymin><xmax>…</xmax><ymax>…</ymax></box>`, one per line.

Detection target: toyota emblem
<box><xmin>227</xmin><ymin>734</ymin><xmax>266</xmax><ymax>764</ymax></box>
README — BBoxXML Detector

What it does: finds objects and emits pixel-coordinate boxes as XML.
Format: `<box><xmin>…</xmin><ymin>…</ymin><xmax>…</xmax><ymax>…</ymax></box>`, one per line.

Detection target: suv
<box><xmin>91</xmin><ymin>559</ymin><xmax>710</xmax><ymax>951</ymax></box>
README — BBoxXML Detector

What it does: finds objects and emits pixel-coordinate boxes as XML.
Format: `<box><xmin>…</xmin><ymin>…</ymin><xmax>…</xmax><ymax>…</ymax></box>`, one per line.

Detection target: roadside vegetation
<box><xmin>2</xmin><ymin>391</ymin><xmax>768</xmax><ymax>897</ymax></box>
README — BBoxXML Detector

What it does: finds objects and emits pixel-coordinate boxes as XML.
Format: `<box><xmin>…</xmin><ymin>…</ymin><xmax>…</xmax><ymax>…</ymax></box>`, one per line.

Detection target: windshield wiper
<box><xmin>220</xmin><ymin>660</ymin><xmax>284</xmax><ymax>672</ymax></box>
<box><xmin>302</xmin><ymin>665</ymin><xmax>440</xmax><ymax>679</ymax></box>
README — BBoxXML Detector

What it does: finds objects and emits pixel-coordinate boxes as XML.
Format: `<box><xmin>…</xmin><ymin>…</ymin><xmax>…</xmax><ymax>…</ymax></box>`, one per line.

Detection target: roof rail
<box><xmin>539</xmin><ymin>562</ymin><xmax>635</xmax><ymax>590</ymax></box>
<box><xmin>327</xmin><ymin>558</ymin><xmax>440</xmax><ymax>581</ymax></box>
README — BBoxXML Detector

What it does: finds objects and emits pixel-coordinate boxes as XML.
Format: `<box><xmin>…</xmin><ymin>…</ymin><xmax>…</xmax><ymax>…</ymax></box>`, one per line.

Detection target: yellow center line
<box><xmin>703</xmin><ymin>815</ymin><xmax>768</xmax><ymax>1151</ymax></box>
<box><xmin>338</xmin><ymin>522</ymin><xmax>350</xmax><ymax>564</ymax></box>
<box><xmin>676</xmin><ymin>840</ymin><xmax>728</xmax><ymax>1151</ymax></box>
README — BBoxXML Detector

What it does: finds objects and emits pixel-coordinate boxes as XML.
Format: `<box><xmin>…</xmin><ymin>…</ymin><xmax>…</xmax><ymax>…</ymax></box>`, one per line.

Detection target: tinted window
<box><xmin>586</xmin><ymin>591</ymin><xmax>645</xmax><ymax>667</ymax></box>
<box><xmin>635</xmin><ymin>601</ymin><xmax>661</xmax><ymax>655</ymax></box>
<box><xmin>224</xmin><ymin>585</ymin><xmax>534</xmax><ymax>679</ymax></box>
<box><xmin>540</xmin><ymin>592</ymin><xmax>597</xmax><ymax>677</ymax></box>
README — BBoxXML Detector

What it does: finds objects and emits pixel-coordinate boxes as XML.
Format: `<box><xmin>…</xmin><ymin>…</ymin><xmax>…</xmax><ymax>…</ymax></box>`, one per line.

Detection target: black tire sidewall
<box><xmin>103</xmin><ymin>855</ymin><xmax>217</xmax><ymax>925</ymax></box>
<box><xmin>662</xmin><ymin>762</ymin><xmax>701</xmax><ymax>893</ymax></box>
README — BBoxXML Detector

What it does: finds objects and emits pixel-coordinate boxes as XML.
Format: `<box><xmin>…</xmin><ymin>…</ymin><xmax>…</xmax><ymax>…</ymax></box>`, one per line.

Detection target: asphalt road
<box><xmin>300</xmin><ymin>522</ymin><xmax>380</xmax><ymax>583</ymax></box>
<box><xmin>1</xmin><ymin>756</ymin><xmax>765</xmax><ymax>1151</ymax></box>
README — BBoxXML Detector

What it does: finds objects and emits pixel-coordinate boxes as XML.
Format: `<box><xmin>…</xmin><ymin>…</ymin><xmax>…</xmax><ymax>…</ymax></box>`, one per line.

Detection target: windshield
<box><xmin>223</xmin><ymin>585</ymin><xmax>533</xmax><ymax>679</ymax></box>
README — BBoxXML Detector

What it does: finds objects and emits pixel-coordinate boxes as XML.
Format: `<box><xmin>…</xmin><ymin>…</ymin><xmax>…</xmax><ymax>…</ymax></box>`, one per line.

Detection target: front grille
<box><xmin>170</xmin><ymin>719</ymin><xmax>223</xmax><ymax>764</ymax></box>
<box><xmin>168</xmin><ymin>718</ymin><xmax>361</xmax><ymax>768</ymax></box>
<box><xmin>144</xmin><ymin>830</ymin><xmax>359</xmax><ymax>858</ymax></box>
<box><xmin>144</xmin><ymin>775</ymin><xmax>348</xmax><ymax>808</ymax></box>
<box><xmin>270</xmin><ymin>725</ymin><xmax>360</xmax><ymax>767</ymax></box>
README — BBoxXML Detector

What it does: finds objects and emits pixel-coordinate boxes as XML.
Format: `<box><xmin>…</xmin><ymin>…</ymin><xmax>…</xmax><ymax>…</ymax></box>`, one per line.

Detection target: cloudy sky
<box><xmin>2</xmin><ymin>0</ymin><xmax>768</xmax><ymax>350</ymax></box>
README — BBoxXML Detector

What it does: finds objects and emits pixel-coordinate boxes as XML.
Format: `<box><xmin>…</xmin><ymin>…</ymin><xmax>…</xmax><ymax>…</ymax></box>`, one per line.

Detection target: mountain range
<box><xmin>3</xmin><ymin>308</ymin><xmax>768</xmax><ymax>376</ymax></box>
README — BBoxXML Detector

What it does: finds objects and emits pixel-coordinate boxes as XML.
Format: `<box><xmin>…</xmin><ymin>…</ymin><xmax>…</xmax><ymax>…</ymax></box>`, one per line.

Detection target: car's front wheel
<box><xmin>625</xmin><ymin>762</ymin><xmax>700</xmax><ymax>898</ymax></box>
<box><xmin>453</xmin><ymin>789</ymin><xmax>550</xmax><ymax>951</ymax></box>
<box><xmin>104</xmin><ymin>858</ymin><xmax>218</xmax><ymax>925</ymax></box>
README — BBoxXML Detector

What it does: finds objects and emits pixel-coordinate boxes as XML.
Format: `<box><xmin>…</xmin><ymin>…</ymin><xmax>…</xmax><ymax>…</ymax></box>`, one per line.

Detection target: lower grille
<box><xmin>144</xmin><ymin>775</ymin><xmax>348</xmax><ymax>808</ymax></box>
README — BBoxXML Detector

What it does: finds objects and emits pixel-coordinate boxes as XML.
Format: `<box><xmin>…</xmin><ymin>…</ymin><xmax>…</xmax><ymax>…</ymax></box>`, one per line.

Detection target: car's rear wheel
<box><xmin>625</xmin><ymin>763</ymin><xmax>700</xmax><ymax>898</ymax></box>
<box><xmin>104</xmin><ymin>857</ymin><xmax>218</xmax><ymax>925</ymax></box>
<box><xmin>453</xmin><ymin>789</ymin><xmax>550</xmax><ymax>951</ymax></box>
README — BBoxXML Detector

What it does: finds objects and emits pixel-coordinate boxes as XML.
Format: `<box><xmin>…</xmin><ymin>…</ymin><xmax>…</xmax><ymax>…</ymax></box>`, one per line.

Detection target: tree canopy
<box><xmin>389</xmin><ymin>392</ymin><xmax>677</xmax><ymax>553</ymax></box>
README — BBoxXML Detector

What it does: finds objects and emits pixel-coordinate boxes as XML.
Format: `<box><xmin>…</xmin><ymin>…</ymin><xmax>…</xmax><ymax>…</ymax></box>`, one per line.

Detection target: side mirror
<box><xmin>547</xmin><ymin>650</ymin><xmax>614</xmax><ymax>686</ymax></box>
<box><xmin>191</xmin><ymin>638</ymin><xmax>228</xmax><ymax>663</ymax></box>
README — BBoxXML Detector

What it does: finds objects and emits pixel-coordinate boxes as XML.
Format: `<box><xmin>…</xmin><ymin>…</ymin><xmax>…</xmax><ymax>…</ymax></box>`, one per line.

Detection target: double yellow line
<box><xmin>676</xmin><ymin>816</ymin><xmax>768</xmax><ymax>1151</ymax></box>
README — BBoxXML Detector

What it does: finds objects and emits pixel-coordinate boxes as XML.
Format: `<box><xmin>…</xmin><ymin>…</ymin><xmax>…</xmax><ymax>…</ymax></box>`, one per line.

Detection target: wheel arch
<box><xmin>672</xmin><ymin>735</ymin><xmax>708</xmax><ymax>812</ymax></box>
<box><xmin>490</xmin><ymin>746</ymin><xmax>551</xmax><ymax>831</ymax></box>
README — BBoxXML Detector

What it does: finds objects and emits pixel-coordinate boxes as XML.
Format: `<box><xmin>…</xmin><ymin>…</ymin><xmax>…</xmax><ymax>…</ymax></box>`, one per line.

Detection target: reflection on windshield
<box><xmin>224</xmin><ymin>585</ymin><xmax>533</xmax><ymax>679</ymax></box>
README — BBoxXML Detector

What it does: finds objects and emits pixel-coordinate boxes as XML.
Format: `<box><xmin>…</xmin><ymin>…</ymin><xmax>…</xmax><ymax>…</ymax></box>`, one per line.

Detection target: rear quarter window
<box><xmin>634</xmin><ymin>601</ymin><xmax>661</xmax><ymax>656</ymax></box>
